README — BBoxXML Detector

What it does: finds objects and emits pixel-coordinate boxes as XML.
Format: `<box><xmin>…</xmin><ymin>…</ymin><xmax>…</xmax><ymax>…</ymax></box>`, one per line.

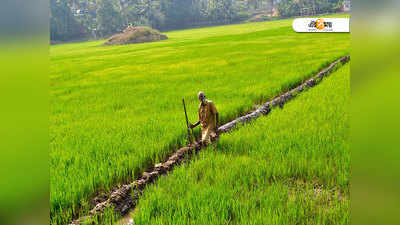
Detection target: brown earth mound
<box><xmin>103</xmin><ymin>26</ymin><xmax>168</xmax><ymax>46</ymax></box>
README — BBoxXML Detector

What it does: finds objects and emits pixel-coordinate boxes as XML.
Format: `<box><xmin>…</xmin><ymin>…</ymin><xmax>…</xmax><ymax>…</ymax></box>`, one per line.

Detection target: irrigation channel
<box><xmin>69</xmin><ymin>55</ymin><xmax>350</xmax><ymax>225</ymax></box>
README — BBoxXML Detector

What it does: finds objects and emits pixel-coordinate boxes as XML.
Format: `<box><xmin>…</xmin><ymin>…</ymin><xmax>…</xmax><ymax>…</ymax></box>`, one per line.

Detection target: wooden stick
<box><xmin>182</xmin><ymin>98</ymin><xmax>193</xmax><ymax>144</ymax></box>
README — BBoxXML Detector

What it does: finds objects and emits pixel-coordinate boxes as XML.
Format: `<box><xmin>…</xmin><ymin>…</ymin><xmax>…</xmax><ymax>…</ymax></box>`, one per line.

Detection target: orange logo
<box><xmin>315</xmin><ymin>18</ymin><xmax>325</xmax><ymax>30</ymax></box>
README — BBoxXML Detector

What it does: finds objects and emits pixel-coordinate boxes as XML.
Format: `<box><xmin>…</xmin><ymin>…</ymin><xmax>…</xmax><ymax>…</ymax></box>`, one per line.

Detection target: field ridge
<box><xmin>70</xmin><ymin>55</ymin><xmax>350</xmax><ymax>225</ymax></box>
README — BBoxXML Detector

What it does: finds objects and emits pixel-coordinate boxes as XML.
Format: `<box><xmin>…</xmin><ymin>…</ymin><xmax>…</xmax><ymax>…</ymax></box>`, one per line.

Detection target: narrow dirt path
<box><xmin>70</xmin><ymin>55</ymin><xmax>350</xmax><ymax>225</ymax></box>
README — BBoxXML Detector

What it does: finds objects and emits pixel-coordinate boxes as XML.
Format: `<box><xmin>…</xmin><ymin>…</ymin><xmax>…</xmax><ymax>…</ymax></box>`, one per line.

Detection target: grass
<box><xmin>50</xmin><ymin>14</ymin><xmax>349</xmax><ymax>224</ymax></box>
<box><xmin>133</xmin><ymin>64</ymin><xmax>350</xmax><ymax>225</ymax></box>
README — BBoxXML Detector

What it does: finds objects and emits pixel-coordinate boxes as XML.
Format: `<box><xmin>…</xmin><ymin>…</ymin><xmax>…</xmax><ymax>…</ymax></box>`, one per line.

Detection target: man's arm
<box><xmin>190</xmin><ymin>121</ymin><xmax>200</xmax><ymax>129</ymax></box>
<box><xmin>190</xmin><ymin>105</ymin><xmax>202</xmax><ymax>129</ymax></box>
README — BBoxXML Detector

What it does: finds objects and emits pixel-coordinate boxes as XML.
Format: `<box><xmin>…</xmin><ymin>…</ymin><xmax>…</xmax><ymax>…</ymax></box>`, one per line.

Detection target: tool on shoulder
<box><xmin>182</xmin><ymin>98</ymin><xmax>194</xmax><ymax>145</ymax></box>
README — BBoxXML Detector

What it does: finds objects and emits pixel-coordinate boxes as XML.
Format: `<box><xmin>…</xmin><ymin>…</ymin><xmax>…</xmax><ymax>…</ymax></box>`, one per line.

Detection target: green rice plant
<box><xmin>50</xmin><ymin>14</ymin><xmax>349</xmax><ymax>223</ymax></box>
<box><xmin>81</xmin><ymin>206</ymin><xmax>120</xmax><ymax>225</ymax></box>
<box><xmin>132</xmin><ymin>64</ymin><xmax>350</xmax><ymax>225</ymax></box>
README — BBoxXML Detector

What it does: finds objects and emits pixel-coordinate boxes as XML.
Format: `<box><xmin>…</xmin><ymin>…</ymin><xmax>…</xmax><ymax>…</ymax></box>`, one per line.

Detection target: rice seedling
<box><xmin>133</xmin><ymin>64</ymin><xmax>350</xmax><ymax>225</ymax></box>
<box><xmin>50</xmin><ymin>14</ymin><xmax>349</xmax><ymax>224</ymax></box>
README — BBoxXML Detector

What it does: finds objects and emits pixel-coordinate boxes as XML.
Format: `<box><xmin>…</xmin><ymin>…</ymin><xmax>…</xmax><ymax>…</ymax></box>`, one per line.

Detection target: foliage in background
<box><xmin>97</xmin><ymin>0</ymin><xmax>125</xmax><ymax>37</ymax></box>
<box><xmin>50</xmin><ymin>0</ymin><xmax>346</xmax><ymax>41</ymax></box>
<box><xmin>50</xmin><ymin>0</ymin><xmax>88</xmax><ymax>41</ymax></box>
<box><xmin>278</xmin><ymin>0</ymin><xmax>344</xmax><ymax>18</ymax></box>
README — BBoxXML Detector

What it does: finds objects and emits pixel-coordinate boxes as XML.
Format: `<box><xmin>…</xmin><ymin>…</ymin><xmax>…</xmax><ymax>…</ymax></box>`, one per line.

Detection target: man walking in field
<box><xmin>190</xmin><ymin>91</ymin><xmax>219</xmax><ymax>145</ymax></box>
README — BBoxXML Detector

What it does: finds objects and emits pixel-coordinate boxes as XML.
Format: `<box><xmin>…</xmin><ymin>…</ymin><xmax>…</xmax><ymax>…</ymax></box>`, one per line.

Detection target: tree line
<box><xmin>50</xmin><ymin>0</ymin><xmax>345</xmax><ymax>42</ymax></box>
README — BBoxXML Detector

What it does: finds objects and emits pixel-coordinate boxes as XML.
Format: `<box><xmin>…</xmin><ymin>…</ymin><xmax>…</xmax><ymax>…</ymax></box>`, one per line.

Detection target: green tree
<box><xmin>96</xmin><ymin>0</ymin><xmax>123</xmax><ymax>37</ymax></box>
<box><xmin>160</xmin><ymin>0</ymin><xmax>194</xmax><ymax>29</ymax></box>
<box><xmin>278</xmin><ymin>0</ymin><xmax>343</xmax><ymax>17</ymax></box>
<box><xmin>50</xmin><ymin>0</ymin><xmax>86</xmax><ymax>41</ymax></box>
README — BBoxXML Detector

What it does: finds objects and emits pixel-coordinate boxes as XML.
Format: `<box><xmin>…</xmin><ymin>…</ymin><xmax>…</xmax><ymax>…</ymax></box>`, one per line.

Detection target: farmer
<box><xmin>189</xmin><ymin>91</ymin><xmax>219</xmax><ymax>144</ymax></box>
